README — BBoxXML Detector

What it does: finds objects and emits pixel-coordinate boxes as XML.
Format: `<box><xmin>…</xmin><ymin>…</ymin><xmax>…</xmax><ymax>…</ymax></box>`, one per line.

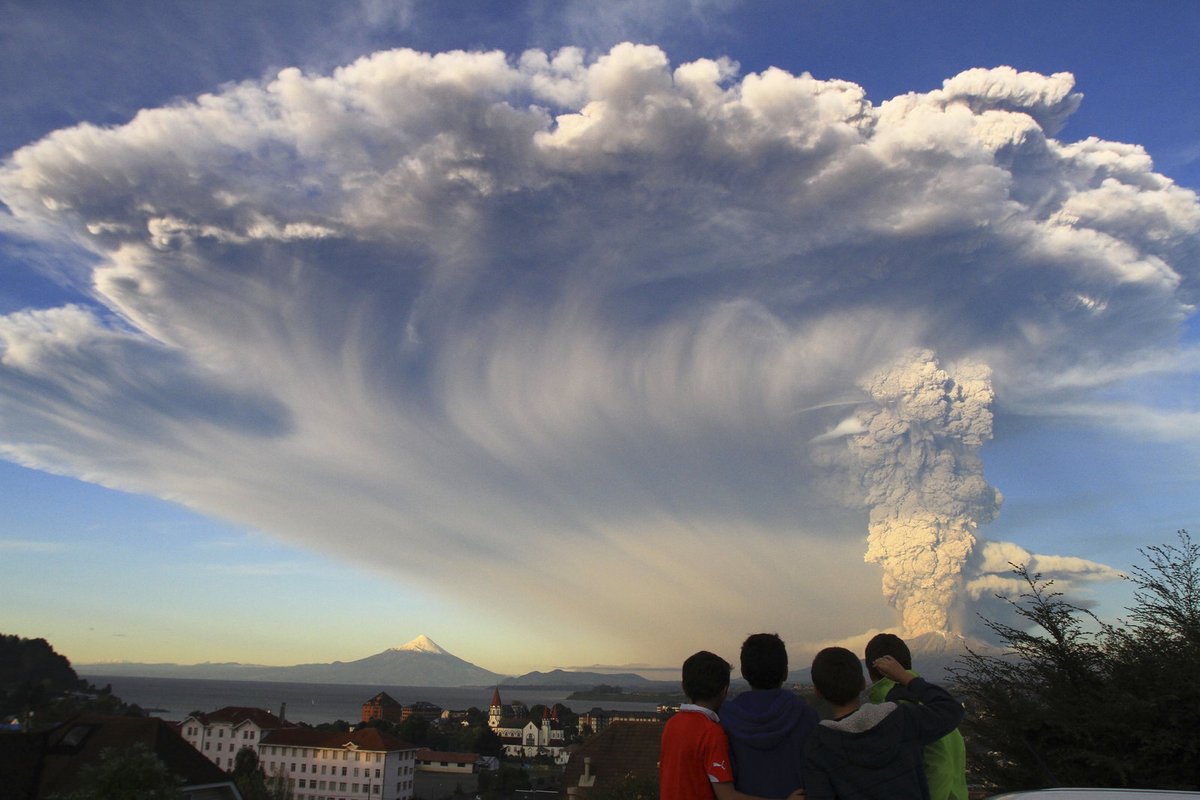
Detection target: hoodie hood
<box><xmin>813</xmin><ymin>702</ymin><xmax>907</xmax><ymax>769</ymax></box>
<box><xmin>720</xmin><ymin>688</ymin><xmax>813</xmax><ymax>750</ymax></box>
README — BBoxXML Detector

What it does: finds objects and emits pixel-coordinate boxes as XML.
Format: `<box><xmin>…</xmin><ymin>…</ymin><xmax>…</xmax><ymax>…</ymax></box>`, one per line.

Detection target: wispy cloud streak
<box><xmin>0</xmin><ymin>46</ymin><xmax>1196</xmax><ymax>657</ymax></box>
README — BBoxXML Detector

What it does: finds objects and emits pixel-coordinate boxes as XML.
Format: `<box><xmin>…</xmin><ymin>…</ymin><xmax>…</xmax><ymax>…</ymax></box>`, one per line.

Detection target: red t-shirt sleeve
<box><xmin>701</xmin><ymin>722</ymin><xmax>734</xmax><ymax>784</ymax></box>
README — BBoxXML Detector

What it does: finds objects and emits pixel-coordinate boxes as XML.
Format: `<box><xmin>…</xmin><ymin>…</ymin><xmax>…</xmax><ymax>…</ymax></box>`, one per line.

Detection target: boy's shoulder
<box><xmin>666</xmin><ymin>705</ymin><xmax>724</xmax><ymax>732</ymax></box>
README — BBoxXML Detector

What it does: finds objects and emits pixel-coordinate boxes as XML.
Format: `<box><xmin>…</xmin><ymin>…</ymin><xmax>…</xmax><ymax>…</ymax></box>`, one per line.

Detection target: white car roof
<box><xmin>989</xmin><ymin>791</ymin><xmax>1200</xmax><ymax>799</ymax></box>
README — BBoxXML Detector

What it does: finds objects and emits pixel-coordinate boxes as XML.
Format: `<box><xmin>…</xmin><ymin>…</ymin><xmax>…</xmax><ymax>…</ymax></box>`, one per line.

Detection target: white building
<box><xmin>258</xmin><ymin>727</ymin><xmax>418</xmax><ymax>800</ymax></box>
<box><xmin>179</xmin><ymin>706</ymin><xmax>289</xmax><ymax>771</ymax></box>
<box><xmin>487</xmin><ymin>688</ymin><xmax>568</xmax><ymax>764</ymax></box>
<box><xmin>415</xmin><ymin>748</ymin><xmax>478</xmax><ymax>774</ymax></box>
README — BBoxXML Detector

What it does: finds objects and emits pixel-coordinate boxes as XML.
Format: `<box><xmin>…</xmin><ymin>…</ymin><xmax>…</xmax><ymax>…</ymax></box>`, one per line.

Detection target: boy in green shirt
<box><xmin>864</xmin><ymin>634</ymin><xmax>968</xmax><ymax>800</ymax></box>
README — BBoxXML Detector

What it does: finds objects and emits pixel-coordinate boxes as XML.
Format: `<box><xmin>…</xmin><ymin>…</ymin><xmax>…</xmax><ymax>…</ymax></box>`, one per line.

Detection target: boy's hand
<box><xmin>786</xmin><ymin>791</ymin><xmax>807</xmax><ymax>800</ymax></box>
<box><xmin>871</xmin><ymin>655</ymin><xmax>914</xmax><ymax>685</ymax></box>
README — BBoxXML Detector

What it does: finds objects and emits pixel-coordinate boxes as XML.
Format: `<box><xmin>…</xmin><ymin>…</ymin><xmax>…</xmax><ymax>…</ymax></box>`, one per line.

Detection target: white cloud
<box><xmin>0</xmin><ymin>46</ymin><xmax>1197</xmax><ymax>662</ymax></box>
<box><xmin>966</xmin><ymin>538</ymin><xmax>1124</xmax><ymax>601</ymax></box>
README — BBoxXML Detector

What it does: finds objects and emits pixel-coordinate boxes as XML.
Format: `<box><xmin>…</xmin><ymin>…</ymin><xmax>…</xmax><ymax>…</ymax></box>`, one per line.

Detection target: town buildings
<box><xmin>361</xmin><ymin>692</ymin><xmax>403</xmax><ymax>724</ymax></box>
<box><xmin>0</xmin><ymin>714</ymin><xmax>242</xmax><ymax>800</ymax></box>
<box><xmin>258</xmin><ymin>727</ymin><xmax>417</xmax><ymax>800</ymax></box>
<box><xmin>562</xmin><ymin>721</ymin><xmax>665</xmax><ymax>800</ymax></box>
<box><xmin>576</xmin><ymin>708</ymin><xmax>666</xmax><ymax>735</ymax></box>
<box><xmin>415</xmin><ymin>747</ymin><xmax>478</xmax><ymax>774</ymax></box>
<box><xmin>179</xmin><ymin>704</ymin><xmax>417</xmax><ymax>800</ymax></box>
<box><xmin>487</xmin><ymin>688</ymin><xmax>569</xmax><ymax>764</ymax></box>
<box><xmin>179</xmin><ymin>706</ymin><xmax>291</xmax><ymax>770</ymax></box>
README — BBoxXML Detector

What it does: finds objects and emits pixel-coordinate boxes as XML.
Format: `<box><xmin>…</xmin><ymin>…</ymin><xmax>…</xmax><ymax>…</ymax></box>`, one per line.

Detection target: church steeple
<box><xmin>488</xmin><ymin>687</ymin><xmax>503</xmax><ymax>728</ymax></box>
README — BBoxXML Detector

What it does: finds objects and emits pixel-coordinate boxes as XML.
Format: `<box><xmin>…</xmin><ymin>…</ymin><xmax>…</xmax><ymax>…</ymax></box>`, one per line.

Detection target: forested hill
<box><xmin>1</xmin><ymin>634</ymin><xmax>133</xmax><ymax>727</ymax></box>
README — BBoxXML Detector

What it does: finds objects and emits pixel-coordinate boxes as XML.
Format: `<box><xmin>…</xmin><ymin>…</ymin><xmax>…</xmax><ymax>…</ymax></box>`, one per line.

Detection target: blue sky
<box><xmin>1</xmin><ymin>0</ymin><xmax>1197</xmax><ymax>676</ymax></box>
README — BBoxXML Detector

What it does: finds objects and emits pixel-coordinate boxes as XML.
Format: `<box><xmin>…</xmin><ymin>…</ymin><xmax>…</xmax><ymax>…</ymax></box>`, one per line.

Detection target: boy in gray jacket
<box><xmin>802</xmin><ymin>647</ymin><xmax>963</xmax><ymax>800</ymax></box>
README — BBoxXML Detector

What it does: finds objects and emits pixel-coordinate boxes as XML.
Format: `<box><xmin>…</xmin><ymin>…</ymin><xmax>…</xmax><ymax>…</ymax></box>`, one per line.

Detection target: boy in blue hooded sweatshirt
<box><xmin>720</xmin><ymin>633</ymin><xmax>819</xmax><ymax>797</ymax></box>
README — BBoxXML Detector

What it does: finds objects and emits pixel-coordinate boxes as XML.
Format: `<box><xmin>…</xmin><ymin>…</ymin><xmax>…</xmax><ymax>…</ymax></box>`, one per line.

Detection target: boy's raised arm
<box><xmin>870</xmin><ymin>655</ymin><xmax>964</xmax><ymax>743</ymax></box>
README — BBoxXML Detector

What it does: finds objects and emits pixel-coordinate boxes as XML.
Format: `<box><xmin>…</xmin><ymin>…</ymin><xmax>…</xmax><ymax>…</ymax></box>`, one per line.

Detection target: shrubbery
<box><xmin>952</xmin><ymin>530</ymin><xmax>1200</xmax><ymax>791</ymax></box>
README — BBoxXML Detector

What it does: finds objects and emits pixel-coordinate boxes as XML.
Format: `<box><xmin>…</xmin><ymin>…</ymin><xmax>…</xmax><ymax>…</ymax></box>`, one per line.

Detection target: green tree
<box><xmin>1</xmin><ymin>635</ymin><xmax>85</xmax><ymax>720</ymax></box>
<box><xmin>53</xmin><ymin>743</ymin><xmax>185</xmax><ymax>800</ymax></box>
<box><xmin>952</xmin><ymin>531</ymin><xmax>1200</xmax><ymax>792</ymax></box>
<box><xmin>1105</xmin><ymin>531</ymin><xmax>1200</xmax><ymax>787</ymax></box>
<box><xmin>1</xmin><ymin>635</ymin><xmax>139</xmax><ymax>727</ymax></box>
<box><xmin>472</xmin><ymin>724</ymin><xmax>503</xmax><ymax>757</ymax></box>
<box><xmin>397</xmin><ymin>713</ymin><xmax>431</xmax><ymax>746</ymax></box>
<box><xmin>232</xmin><ymin>748</ymin><xmax>271</xmax><ymax>800</ymax></box>
<box><xmin>265</xmin><ymin>763</ymin><xmax>295</xmax><ymax>800</ymax></box>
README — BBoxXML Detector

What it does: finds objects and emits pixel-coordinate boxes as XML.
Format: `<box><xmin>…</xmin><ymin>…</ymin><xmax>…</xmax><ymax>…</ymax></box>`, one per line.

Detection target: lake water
<box><xmin>79</xmin><ymin>674</ymin><xmax>662</xmax><ymax>725</ymax></box>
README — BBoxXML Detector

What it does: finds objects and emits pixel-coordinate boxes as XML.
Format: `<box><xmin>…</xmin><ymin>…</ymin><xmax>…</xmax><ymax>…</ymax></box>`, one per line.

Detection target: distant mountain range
<box><xmin>500</xmin><ymin>668</ymin><xmax>673</xmax><ymax>690</ymax></box>
<box><xmin>78</xmin><ymin>635</ymin><xmax>668</xmax><ymax>689</ymax></box>
<box><xmin>79</xmin><ymin>635</ymin><xmax>505</xmax><ymax>688</ymax></box>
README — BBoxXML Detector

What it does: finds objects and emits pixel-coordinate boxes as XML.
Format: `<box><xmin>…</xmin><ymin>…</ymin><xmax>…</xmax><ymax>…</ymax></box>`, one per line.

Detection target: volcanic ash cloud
<box><xmin>823</xmin><ymin>351</ymin><xmax>1002</xmax><ymax>636</ymax></box>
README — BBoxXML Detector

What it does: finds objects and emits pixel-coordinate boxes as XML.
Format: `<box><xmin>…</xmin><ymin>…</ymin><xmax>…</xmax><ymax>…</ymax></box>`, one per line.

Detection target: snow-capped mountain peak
<box><xmin>395</xmin><ymin>634</ymin><xmax>446</xmax><ymax>655</ymax></box>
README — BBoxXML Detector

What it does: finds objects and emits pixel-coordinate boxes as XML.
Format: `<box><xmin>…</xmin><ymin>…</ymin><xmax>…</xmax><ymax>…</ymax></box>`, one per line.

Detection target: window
<box><xmin>375</xmin><ymin>769</ymin><xmax>381</xmax><ymax>778</ymax></box>
<box><xmin>342</xmin><ymin>767</ymin><xmax>347</xmax><ymax>776</ymax></box>
<box><xmin>301</xmin><ymin>763</ymin><xmax>307</xmax><ymax>772</ymax></box>
<box><xmin>373</xmin><ymin>787</ymin><xmax>380</xmax><ymax>795</ymax></box>
<box><xmin>353</xmin><ymin>768</ymin><xmax>360</xmax><ymax>777</ymax></box>
<box><xmin>353</xmin><ymin>785</ymin><xmax>359</xmax><ymax>793</ymax></box>
<box><xmin>219</xmin><ymin>729</ymin><xmax>225</xmax><ymax>737</ymax></box>
<box><xmin>204</xmin><ymin>743</ymin><xmax>210</xmax><ymax>750</ymax></box>
<box><xmin>299</xmin><ymin>779</ymin><xmax>307</xmax><ymax>788</ymax></box>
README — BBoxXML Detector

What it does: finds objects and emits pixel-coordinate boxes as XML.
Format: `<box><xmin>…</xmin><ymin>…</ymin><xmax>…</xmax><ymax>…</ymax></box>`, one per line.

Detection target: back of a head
<box><xmin>740</xmin><ymin>633</ymin><xmax>788</xmax><ymax>690</ymax></box>
<box><xmin>810</xmin><ymin>647</ymin><xmax>865</xmax><ymax>706</ymax></box>
<box><xmin>682</xmin><ymin>650</ymin><xmax>731</xmax><ymax>703</ymax></box>
<box><xmin>864</xmin><ymin>633</ymin><xmax>913</xmax><ymax>673</ymax></box>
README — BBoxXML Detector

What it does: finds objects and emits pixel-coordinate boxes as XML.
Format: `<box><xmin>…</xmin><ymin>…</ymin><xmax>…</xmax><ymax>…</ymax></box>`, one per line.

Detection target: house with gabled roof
<box><xmin>258</xmin><ymin>726</ymin><xmax>418</xmax><ymax>799</ymax></box>
<box><xmin>178</xmin><ymin>705</ymin><xmax>291</xmax><ymax>771</ymax></box>
<box><xmin>561</xmin><ymin>720</ymin><xmax>665</xmax><ymax>799</ymax></box>
<box><xmin>362</xmin><ymin>691</ymin><xmax>404</xmax><ymax>723</ymax></box>
<box><xmin>415</xmin><ymin>747</ymin><xmax>478</xmax><ymax>774</ymax></box>
<box><xmin>0</xmin><ymin>713</ymin><xmax>243</xmax><ymax>800</ymax></box>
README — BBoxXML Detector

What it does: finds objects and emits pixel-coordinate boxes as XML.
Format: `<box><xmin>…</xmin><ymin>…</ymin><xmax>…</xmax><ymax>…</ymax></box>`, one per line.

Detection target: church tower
<box><xmin>488</xmin><ymin>687</ymin><xmax>503</xmax><ymax>728</ymax></box>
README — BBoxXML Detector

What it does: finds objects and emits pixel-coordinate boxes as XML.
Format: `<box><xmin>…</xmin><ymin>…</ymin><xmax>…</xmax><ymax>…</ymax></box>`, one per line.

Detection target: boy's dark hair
<box><xmin>681</xmin><ymin>650</ymin><xmax>731</xmax><ymax>702</ymax></box>
<box><xmin>810</xmin><ymin>647</ymin><xmax>865</xmax><ymax>706</ymax></box>
<box><xmin>740</xmin><ymin>633</ymin><xmax>788</xmax><ymax>689</ymax></box>
<box><xmin>864</xmin><ymin>633</ymin><xmax>913</xmax><ymax>680</ymax></box>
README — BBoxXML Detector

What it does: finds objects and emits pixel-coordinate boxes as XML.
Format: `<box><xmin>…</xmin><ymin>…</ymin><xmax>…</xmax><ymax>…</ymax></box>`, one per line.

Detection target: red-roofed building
<box><xmin>0</xmin><ymin>714</ymin><xmax>243</xmax><ymax>800</ymax></box>
<box><xmin>415</xmin><ymin>747</ymin><xmax>478</xmax><ymax>774</ymax></box>
<box><xmin>561</xmin><ymin>720</ymin><xmax>665</xmax><ymax>800</ymax></box>
<box><xmin>179</xmin><ymin>706</ymin><xmax>292</xmax><ymax>771</ymax></box>
<box><xmin>258</xmin><ymin>727</ymin><xmax>418</xmax><ymax>800</ymax></box>
<box><xmin>362</xmin><ymin>692</ymin><xmax>404</xmax><ymax>724</ymax></box>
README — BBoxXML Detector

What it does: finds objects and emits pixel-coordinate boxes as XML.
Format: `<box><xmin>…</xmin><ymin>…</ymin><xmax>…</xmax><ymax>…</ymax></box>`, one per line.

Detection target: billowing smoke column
<box><xmin>833</xmin><ymin>350</ymin><xmax>1002</xmax><ymax>635</ymax></box>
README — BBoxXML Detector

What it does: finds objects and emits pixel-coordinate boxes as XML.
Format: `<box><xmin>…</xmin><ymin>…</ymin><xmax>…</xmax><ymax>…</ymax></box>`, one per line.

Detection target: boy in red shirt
<box><xmin>660</xmin><ymin>650</ymin><xmax>805</xmax><ymax>800</ymax></box>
